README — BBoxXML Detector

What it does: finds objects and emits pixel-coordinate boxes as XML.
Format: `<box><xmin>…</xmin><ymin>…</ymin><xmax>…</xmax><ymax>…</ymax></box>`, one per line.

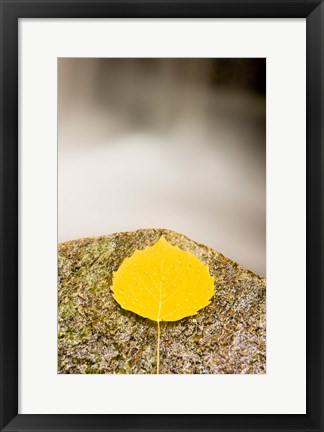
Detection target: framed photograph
<box><xmin>0</xmin><ymin>1</ymin><xmax>323</xmax><ymax>431</ymax></box>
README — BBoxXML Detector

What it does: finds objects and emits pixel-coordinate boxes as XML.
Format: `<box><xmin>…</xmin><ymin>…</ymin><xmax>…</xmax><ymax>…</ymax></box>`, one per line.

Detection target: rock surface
<box><xmin>58</xmin><ymin>229</ymin><xmax>266</xmax><ymax>374</ymax></box>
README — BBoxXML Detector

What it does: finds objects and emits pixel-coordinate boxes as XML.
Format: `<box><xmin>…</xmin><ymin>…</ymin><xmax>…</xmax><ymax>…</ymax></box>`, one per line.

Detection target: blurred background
<box><xmin>58</xmin><ymin>58</ymin><xmax>266</xmax><ymax>276</ymax></box>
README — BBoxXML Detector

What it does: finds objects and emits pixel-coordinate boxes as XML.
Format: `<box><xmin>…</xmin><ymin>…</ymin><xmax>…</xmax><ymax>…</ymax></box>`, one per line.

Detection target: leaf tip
<box><xmin>157</xmin><ymin>235</ymin><xmax>168</xmax><ymax>245</ymax></box>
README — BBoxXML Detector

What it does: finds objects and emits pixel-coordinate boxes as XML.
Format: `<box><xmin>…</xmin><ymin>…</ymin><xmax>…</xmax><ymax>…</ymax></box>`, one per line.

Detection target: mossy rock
<box><xmin>58</xmin><ymin>228</ymin><xmax>266</xmax><ymax>374</ymax></box>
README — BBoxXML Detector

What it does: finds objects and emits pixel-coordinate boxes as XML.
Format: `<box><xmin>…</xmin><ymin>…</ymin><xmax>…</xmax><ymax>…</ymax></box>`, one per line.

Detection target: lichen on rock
<box><xmin>58</xmin><ymin>228</ymin><xmax>266</xmax><ymax>374</ymax></box>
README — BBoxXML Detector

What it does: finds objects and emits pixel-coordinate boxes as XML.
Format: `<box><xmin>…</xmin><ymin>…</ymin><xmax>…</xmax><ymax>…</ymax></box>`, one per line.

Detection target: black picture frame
<box><xmin>1</xmin><ymin>1</ymin><xmax>323</xmax><ymax>431</ymax></box>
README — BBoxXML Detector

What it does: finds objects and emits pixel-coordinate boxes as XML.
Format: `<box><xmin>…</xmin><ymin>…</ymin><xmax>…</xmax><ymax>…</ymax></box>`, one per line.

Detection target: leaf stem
<box><xmin>157</xmin><ymin>320</ymin><xmax>160</xmax><ymax>374</ymax></box>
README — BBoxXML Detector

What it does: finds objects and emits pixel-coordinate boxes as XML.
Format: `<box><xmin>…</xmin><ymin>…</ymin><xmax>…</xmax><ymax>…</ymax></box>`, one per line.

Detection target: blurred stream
<box><xmin>58</xmin><ymin>59</ymin><xmax>266</xmax><ymax>276</ymax></box>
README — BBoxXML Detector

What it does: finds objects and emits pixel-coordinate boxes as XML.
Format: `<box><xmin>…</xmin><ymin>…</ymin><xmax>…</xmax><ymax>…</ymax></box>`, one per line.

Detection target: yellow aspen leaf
<box><xmin>111</xmin><ymin>236</ymin><xmax>215</xmax><ymax>322</ymax></box>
